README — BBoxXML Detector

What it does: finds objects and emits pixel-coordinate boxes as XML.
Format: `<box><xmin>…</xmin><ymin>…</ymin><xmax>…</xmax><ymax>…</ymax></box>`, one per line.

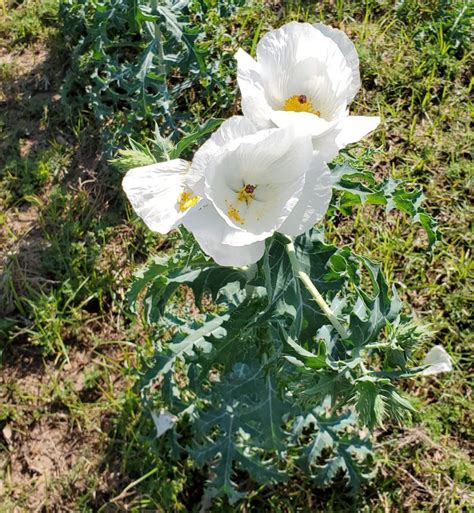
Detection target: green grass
<box><xmin>0</xmin><ymin>0</ymin><xmax>58</xmax><ymax>48</ymax></box>
<box><xmin>0</xmin><ymin>0</ymin><xmax>472</xmax><ymax>511</ymax></box>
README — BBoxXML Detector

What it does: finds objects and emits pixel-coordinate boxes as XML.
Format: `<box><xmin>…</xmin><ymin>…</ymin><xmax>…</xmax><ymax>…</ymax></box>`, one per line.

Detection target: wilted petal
<box><xmin>122</xmin><ymin>159</ymin><xmax>194</xmax><ymax>233</ymax></box>
<box><xmin>421</xmin><ymin>345</ymin><xmax>453</xmax><ymax>376</ymax></box>
<box><xmin>151</xmin><ymin>409</ymin><xmax>177</xmax><ymax>438</ymax></box>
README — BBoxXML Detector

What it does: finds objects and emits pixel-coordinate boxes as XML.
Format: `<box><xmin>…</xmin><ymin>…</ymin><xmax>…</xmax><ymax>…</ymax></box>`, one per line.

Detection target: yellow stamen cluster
<box><xmin>283</xmin><ymin>94</ymin><xmax>320</xmax><ymax>116</ymax></box>
<box><xmin>176</xmin><ymin>191</ymin><xmax>199</xmax><ymax>213</ymax></box>
<box><xmin>237</xmin><ymin>184</ymin><xmax>256</xmax><ymax>204</ymax></box>
<box><xmin>227</xmin><ymin>205</ymin><xmax>244</xmax><ymax>225</ymax></box>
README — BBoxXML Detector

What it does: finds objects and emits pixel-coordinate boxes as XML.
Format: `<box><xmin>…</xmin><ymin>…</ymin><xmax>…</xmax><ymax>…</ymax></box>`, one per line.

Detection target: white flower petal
<box><xmin>270</xmin><ymin>110</ymin><xmax>338</xmax><ymax>138</ymax></box>
<box><xmin>421</xmin><ymin>345</ymin><xmax>453</xmax><ymax>376</ymax></box>
<box><xmin>279</xmin><ymin>154</ymin><xmax>332</xmax><ymax>236</ymax></box>
<box><xmin>241</xmin><ymin>94</ymin><xmax>275</xmax><ymax>130</ymax></box>
<box><xmin>236</xmin><ymin>49</ymin><xmax>275</xmax><ymax>130</ymax></box>
<box><xmin>187</xmin><ymin>116</ymin><xmax>258</xmax><ymax>196</ymax></box>
<box><xmin>334</xmin><ymin>115</ymin><xmax>380</xmax><ymax>148</ymax></box>
<box><xmin>183</xmin><ymin>202</ymin><xmax>265</xmax><ymax>266</ymax></box>
<box><xmin>311</xmin><ymin>130</ymin><xmax>340</xmax><ymax>163</ymax></box>
<box><xmin>256</xmin><ymin>22</ymin><xmax>353</xmax><ymax>115</ymax></box>
<box><xmin>198</xmin><ymin>234</ymin><xmax>266</xmax><ymax>267</ymax></box>
<box><xmin>262</xmin><ymin>56</ymin><xmax>348</xmax><ymax>120</ymax></box>
<box><xmin>313</xmin><ymin>115</ymin><xmax>380</xmax><ymax>162</ymax></box>
<box><xmin>235</xmin><ymin>21</ymin><xmax>377</xmax><ymax>162</ymax></box>
<box><xmin>313</xmin><ymin>23</ymin><xmax>361</xmax><ymax>103</ymax></box>
<box><xmin>151</xmin><ymin>409</ymin><xmax>177</xmax><ymax>438</ymax></box>
<box><xmin>208</xmin><ymin>115</ymin><xmax>258</xmax><ymax>146</ymax></box>
<box><xmin>205</xmin><ymin>126</ymin><xmax>313</xmax><ymax>241</ymax></box>
<box><xmin>122</xmin><ymin>159</ymin><xmax>191</xmax><ymax>233</ymax></box>
<box><xmin>235</xmin><ymin>48</ymin><xmax>264</xmax><ymax>97</ymax></box>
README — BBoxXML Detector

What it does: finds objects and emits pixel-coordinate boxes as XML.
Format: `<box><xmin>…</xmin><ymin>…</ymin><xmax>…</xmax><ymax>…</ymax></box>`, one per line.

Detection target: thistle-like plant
<box><xmin>118</xmin><ymin>21</ymin><xmax>450</xmax><ymax>503</ymax></box>
<box><xmin>60</xmin><ymin>0</ymin><xmax>245</xmax><ymax>155</ymax></box>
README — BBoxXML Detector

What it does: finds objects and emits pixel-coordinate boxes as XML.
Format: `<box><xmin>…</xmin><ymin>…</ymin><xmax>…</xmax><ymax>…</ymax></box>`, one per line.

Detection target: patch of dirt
<box><xmin>1</xmin><ymin>416</ymin><xmax>101</xmax><ymax>511</ymax></box>
<box><xmin>0</xmin><ymin>41</ymin><xmax>58</xmax><ymax>315</ymax></box>
<box><xmin>0</xmin><ymin>39</ymin><xmax>68</xmax><ymax>169</ymax></box>
<box><xmin>0</xmin><ymin>204</ymin><xmax>46</xmax><ymax>316</ymax></box>
<box><xmin>0</xmin><ymin>44</ymin><xmax>50</xmax><ymax>102</ymax></box>
<box><xmin>0</xmin><ymin>77</ymin><xmax>53</xmax><ymax>197</ymax></box>
<box><xmin>0</xmin><ymin>336</ymin><xmax>134</xmax><ymax>511</ymax></box>
<box><xmin>19</xmin><ymin>136</ymin><xmax>36</xmax><ymax>157</ymax></box>
<box><xmin>0</xmin><ymin>34</ymin><xmax>122</xmax><ymax>318</ymax></box>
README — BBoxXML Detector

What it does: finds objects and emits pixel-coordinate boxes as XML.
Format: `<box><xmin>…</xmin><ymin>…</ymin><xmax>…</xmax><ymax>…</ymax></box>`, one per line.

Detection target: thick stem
<box><xmin>286</xmin><ymin>240</ymin><xmax>349</xmax><ymax>339</ymax></box>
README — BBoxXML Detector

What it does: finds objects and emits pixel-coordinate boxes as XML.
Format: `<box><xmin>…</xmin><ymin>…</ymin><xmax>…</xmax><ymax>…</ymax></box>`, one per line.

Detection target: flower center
<box><xmin>283</xmin><ymin>94</ymin><xmax>320</xmax><ymax>116</ymax></box>
<box><xmin>176</xmin><ymin>191</ymin><xmax>199</xmax><ymax>213</ymax></box>
<box><xmin>225</xmin><ymin>184</ymin><xmax>257</xmax><ymax>226</ymax></box>
<box><xmin>237</xmin><ymin>183</ymin><xmax>256</xmax><ymax>204</ymax></box>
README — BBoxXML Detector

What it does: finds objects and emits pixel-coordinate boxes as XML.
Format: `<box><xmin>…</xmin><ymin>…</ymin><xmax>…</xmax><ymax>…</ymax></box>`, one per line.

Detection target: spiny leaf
<box><xmin>129</xmin><ymin>229</ymin><xmax>424</xmax><ymax>500</ymax></box>
<box><xmin>261</xmin><ymin>231</ymin><xmax>341</xmax><ymax>342</ymax></box>
<box><xmin>348</xmin><ymin>257</ymin><xmax>401</xmax><ymax>348</ymax></box>
<box><xmin>109</xmin><ymin>140</ymin><xmax>156</xmax><ymax>171</ymax></box>
<box><xmin>126</xmin><ymin>238</ymin><xmax>249</xmax><ymax>323</ymax></box>
<box><xmin>142</xmin><ymin>313</ymin><xmax>229</xmax><ymax>383</ymax></box>
<box><xmin>331</xmin><ymin>163</ymin><xmax>440</xmax><ymax>250</ymax></box>
<box><xmin>188</xmin><ymin>367</ymin><xmax>289</xmax><ymax>500</ymax></box>
<box><xmin>172</xmin><ymin>118</ymin><xmax>224</xmax><ymax>158</ymax></box>
<box><xmin>297</xmin><ymin>410</ymin><xmax>375</xmax><ymax>493</ymax></box>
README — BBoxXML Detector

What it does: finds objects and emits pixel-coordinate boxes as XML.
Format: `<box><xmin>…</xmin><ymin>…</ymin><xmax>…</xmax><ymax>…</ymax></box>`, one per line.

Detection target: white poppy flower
<box><xmin>122</xmin><ymin>116</ymin><xmax>332</xmax><ymax>267</ymax></box>
<box><xmin>122</xmin><ymin>159</ymin><xmax>199</xmax><ymax>233</ymax></box>
<box><xmin>421</xmin><ymin>345</ymin><xmax>453</xmax><ymax>376</ymax></box>
<box><xmin>121</xmin><ymin>117</ymin><xmax>259</xmax><ymax>240</ymax></box>
<box><xmin>182</xmin><ymin>116</ymin><xmax>331</xmax><ymax>266</ymax></box>
<box><xmin>236</xmin><ymin>22</ymin><xmax>380</xmax><ymax>162</ymax></box>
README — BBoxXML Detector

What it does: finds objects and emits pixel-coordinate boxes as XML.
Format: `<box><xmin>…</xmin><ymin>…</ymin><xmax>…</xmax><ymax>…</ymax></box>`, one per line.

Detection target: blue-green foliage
<box><xmin>60</xmin><ymin>0</ymin><xmax>245</xmax><ymax>154</ymax></box>
<box><xmin>330</xmin><ymin>163</ymin><xmax>440</xmax><ymax>250</ymax></box>
<box><xmin>117</xmin><ymin>147</ymin><xmax>440</xmax><ymax>502</ymax></box>
<box><xmin>127</xmin><ymin>224</ymin><xmax>428</xmax><ymax>501</ymax></box>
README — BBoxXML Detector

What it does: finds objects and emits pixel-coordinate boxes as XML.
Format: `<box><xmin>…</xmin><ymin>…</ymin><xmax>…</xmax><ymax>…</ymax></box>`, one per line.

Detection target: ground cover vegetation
<box><xmin>0</xmin><ymin>0</ymin><xmax>472</xmax><ymax>511</ymax></box>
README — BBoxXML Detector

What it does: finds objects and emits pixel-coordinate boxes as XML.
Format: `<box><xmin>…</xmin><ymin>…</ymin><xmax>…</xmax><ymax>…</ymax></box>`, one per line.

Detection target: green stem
<box><xmin>286</xmin><ymin>240</ymin><xmax>349</xmax><ymax>340</ymax></box>
<box><xmin>111</xmin><ymin>467</ymin><xmax>159</xmax><ymax>502</ymax></box>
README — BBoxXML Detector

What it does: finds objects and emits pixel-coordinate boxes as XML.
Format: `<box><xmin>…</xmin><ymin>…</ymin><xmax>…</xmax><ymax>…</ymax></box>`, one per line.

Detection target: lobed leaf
<box><xmin>127</xmin><ymin>229</ymin><xmax>427</xmax><ymax>501</ymax></box>
<box><xmin>331</xmin><ymin>163</ymin><xmax>439</xmax><ymax>250</ymax></box>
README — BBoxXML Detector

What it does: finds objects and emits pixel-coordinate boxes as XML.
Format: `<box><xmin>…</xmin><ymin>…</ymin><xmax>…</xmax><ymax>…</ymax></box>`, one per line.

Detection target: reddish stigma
<box><xmin>244</xmin><ymin>184</ymin><xmax>256</xmax><ymax>194</ymax></box>
<box><xmin>298</xmin><ymin>95</ymin><xmax>307</xmax><ymax>104</ymax></box>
